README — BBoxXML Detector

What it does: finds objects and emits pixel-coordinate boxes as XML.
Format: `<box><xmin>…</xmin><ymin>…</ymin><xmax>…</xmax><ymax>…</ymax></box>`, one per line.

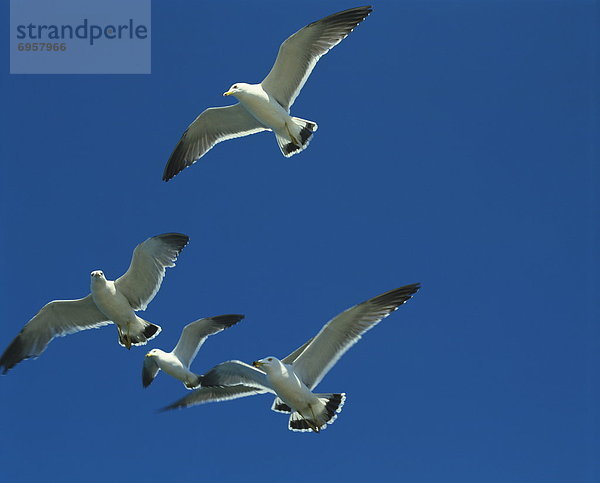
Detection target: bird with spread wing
<box><xmin>163</xmin><ymin>6</ymin><xmax>372</xmax><ymax>181</ymax></box>
<box><xmin>0</xmin><ymin>233</ymin><xmax>189</xmax><ymax>374</ymax></box>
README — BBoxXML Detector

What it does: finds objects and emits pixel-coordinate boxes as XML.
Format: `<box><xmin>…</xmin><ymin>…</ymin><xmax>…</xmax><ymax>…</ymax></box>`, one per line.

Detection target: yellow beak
<box><xmin>223</xmin><ymin>90</ymin><xmax>234</xmax><ymax>96</ymax></box>
<box><xmin>252</xmin><ymin>361</ymin><xmax>263</xmax><ymax>368</ymax></box>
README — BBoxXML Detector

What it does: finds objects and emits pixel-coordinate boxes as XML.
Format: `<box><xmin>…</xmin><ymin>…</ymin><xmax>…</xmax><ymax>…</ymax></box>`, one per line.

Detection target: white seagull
<box><xmin>165</xmin><ymin>284</ymin><xmax>420</xmax><ymax>433</ymax></box>
<box><xmin>0</xmin><ymin>233</ymin><xmax>189</xmax><ymax>374</ymax></box>
<box><xmin>143</xmin><ymin>314</ymin><xmax>245</xmax><ymax>390</ymax></box>
<box><xmin>162</xmin><ymin>6</ymin><xmax>372</xmax><ymax>181</ymax></box>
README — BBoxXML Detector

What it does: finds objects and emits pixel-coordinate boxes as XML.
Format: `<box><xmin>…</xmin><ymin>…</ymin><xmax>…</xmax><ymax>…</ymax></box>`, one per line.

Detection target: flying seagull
<box><xmin>143</xmin><ymin>314</ymin><xmax>245</xmax><ymax>389</ymax></box>
<box><xmin>0</xmin><ymin>233</ymin><xmax>189</xmax><ymax>374</ymax></box>
<box><xmin>165</xmin><ymin>284</ymin><xmax>420</xmax><ymax>433</ymax></box>
<box><xmin>162</xmin><ymin>6</ymin><xmax>373</xmax><ymax>181</ymax></box>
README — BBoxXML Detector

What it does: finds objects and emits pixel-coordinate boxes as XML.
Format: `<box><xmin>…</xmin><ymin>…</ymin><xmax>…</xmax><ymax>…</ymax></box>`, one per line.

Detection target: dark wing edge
<box><xmin>142</xmin><ymin>356</ymin><xmax>161</xmax><ymax>388</ymax></box>
<box><xmin>162</xmin><ymin>105</ymin><xmax>267</xmax><ymax>181</ymax></box>
<box><xmin>261</xmin><ymin>6</ymin><xmax>373</xmax><ymax>109</ymax></box>
<box><xmin>0</xmin><ymin>297</ymin><xmax>111</xmax><ymax>374</ymax></box>
<box><xmin>160</xmin><ymin>385</ymin><xmax>266</xmax><ymax>412</ymax></box>
<box><xmin>294</xmin><ymin>283</ymin><xmax>421</xmax><ymax>389</ymax></box>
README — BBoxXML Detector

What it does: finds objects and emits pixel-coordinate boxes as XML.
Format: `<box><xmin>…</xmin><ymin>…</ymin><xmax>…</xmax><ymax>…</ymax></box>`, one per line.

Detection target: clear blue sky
<box><xmin>1</xmin><ymin>1</ymin><xmax>598</xmax><ymax>482</ymax></box>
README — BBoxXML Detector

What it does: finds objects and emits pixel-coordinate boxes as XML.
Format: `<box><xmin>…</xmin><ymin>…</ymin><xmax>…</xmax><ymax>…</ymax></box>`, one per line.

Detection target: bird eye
<box><xmin>267</xmin><ymin>358</ymin><xmax>273</xmax><ymax>361</ymax></box>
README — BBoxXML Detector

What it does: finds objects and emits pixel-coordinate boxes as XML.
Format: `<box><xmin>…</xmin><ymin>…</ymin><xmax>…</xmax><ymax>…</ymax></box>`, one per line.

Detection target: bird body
<box><xmin>146</xmin><ymin>349</ymin><xmax>200</xmax><ymax>389</ymax></box>
<box><xmin>224</xmin><ymin>82</ymin><xmax>318</xmax><ymax>156</ymax></box>
<box><xmin>162</xmin><ymin>6</ymin><xmax>372</xmax><ymax>180</ymax></box>
<box><xmin>254</xmin><ymin>357</ymin><xmax>331</xmax><ymax>432</ymax></box>
<box><xmin>90</xmin><ymin>273</ymin><xmax>137</xmax><ymax>324</ymax></box>
<box><xmin>142</xmin><ymin>314</ymin><xmax>245</xmax><ymax>390</ymax></box>
<box><xmin>226</xmin><ymin>83</ymin><xmax>285</xmax><ymax>128</ymax></box>
<box><xmin>259</xmin><ymin>358</ymin><xmax>315</xmax><ymax>410</ymax></box>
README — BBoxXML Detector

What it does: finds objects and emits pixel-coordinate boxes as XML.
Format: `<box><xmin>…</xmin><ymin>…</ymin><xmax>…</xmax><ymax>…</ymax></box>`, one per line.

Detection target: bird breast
<box><xmin>267</xmin><ymin>365</ymin><xmax>314</xmax><ymax>408</ymax></box>
<box><xmin>159</xmin><ymin>356</ymin><xmax>194</xmax><ymax>380</ymax></box>
<box><xmin>91</xmin><ymin>279</ymin><xmax>134</xmax><ymax>321</ymax></box>
<box><xmin>237</xmin><ymin>86</ymin><xmax>289</xmax><ymax>130</ymax></box>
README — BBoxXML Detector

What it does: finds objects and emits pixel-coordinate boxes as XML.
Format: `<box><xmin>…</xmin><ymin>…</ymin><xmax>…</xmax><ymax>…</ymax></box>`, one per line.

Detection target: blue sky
<box><xmin>1</xmin><ymin>1</ymin><xmax>598</xmax><ymax>482</ymax></box>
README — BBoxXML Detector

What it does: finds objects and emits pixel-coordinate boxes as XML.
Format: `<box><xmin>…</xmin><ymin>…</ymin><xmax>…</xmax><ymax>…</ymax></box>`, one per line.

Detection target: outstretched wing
<box><xmin>173</xmin><ymin>314</ymin><xmax>245</xmax><ymax>368</ymax></box>
<box><xmin>261</xmin><ymin>6</ymin><xmax>372</xmax><ymax>110</ymax></box>
<box><xmin>292</xmin><ymin>284</ymin><xmax>420</xmax><ymax>389</ymax></box>
<box><xmin>115</xmin><ymin>233</ymin><xmax>189</xmax><ymax>311</ymax></box>
<box><xmin>163</xmin><ymin>104</ymin><xmax>267</xmax><ymax>181</ymax></box>
<box><xmin>161</xmin><ymin>384</ymin><xmax>267</xmax><ymax>411</ymax></box>
<box><xmin>0</xmin><ymin>296</ymin><xmax>111</xmax><ymax>374</ymax></box>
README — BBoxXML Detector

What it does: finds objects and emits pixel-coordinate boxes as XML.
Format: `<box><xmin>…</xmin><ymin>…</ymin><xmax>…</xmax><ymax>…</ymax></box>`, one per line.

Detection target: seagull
<box><xmin>142</xmin><ymin>314</ymin><xmax>245</xmax><ymax>389</ymax></box>
<box><xmin>162</xmin><ymin>6</ymin><xmax>373</xmax><ymax>181</ymax></box>
<box><xmin>0</xmin><ymin>233</ymin><xmax>189</xmax><ymax>374</ymax></box>
<box><xmin>165</xmin><ymin>284</ymin><xmax>420</xmax><ymax>433</ymax></box>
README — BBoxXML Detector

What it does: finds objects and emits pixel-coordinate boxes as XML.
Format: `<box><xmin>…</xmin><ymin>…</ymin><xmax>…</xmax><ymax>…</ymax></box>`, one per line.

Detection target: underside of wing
<box><xmin>201</xmin><ymin>360</ymin><xmax>273</xmax><ymax>393</ymax></box>
<box><xmin>292</xmin><ymin>284</ymin><xmax>421</xmax><ymax>389</ymax></box>
<box><xmin>173</xmin><ymin>314</ymin><xmax>245</xmax><ymax>368</ymax></box>
<box><xmin>161</xmin><ymin>384</ymin><xmax>266</xmax><ymax>411</ymax></box>
<box><xmin>115</xmin><ymin>233</ymin><xmax>189</xmax><ymax>311</ymax></box>
<box><xmin>163</xmin><ymin>104</ymin><xmax>267</xmax><ymax>181</ymax></box>
<box><xmin>0</xmin><ymin>295</ymin><xmax>111</xmax><ymax>374</ymax></box>
<box><xmin>261</xmin><ymin>6</ymin><xmax>372</xmax><ymax>110</ymax></box>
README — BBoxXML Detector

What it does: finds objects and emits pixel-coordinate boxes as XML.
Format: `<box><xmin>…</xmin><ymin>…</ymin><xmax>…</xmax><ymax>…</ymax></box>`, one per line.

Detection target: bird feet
<box><xmin>118</xmin><ymin>323</ymin><xmax>133</xmax><ymax>349</ymax></box>
<box><xmin>285</xmin><ymin>124</ymin><xmax>300</xmax><ymax>146</ymax></box>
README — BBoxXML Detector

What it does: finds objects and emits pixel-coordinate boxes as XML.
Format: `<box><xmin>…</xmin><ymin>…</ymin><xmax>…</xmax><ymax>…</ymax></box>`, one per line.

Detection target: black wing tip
<box><xmin>0</xmin><ymin>335</ymin><xmax>27</xmax><ymax>374</ymax></box>
<box><xmin>142</xmin><ymin>370</ymin><xmax>154</xmax><ymax>388</ymax></box>
<box><xmin>319</xmin><ymin>5</ymin><xmax>373</xmax><ymax>25</ymax></box>
<box><xmin>154</xmin><ymin>232</ymin><xmax>190</xmax><ymax>252</ymax></box>
<box><xmin>211</xmin><ymin>314</ymin><xmax>245</xmax><ymax>329</ymax></box>
<box><xmin>160</xmin><ymin>395</ymin><xmax>192</xmax><ymax>412</ymax></box>
<box><xmin>370</xmin><ymin>283</ymin><xmax>422</xmax><ymax>308</ymax></box>
<box><xmin>158</xmin><ymin>403</ymin><xmax>177</xmax><ymax>413</ymax></box>
<box><xmin>163</xmin><ymin>132</ymin><xmax>193</xmax><ymax>182</ymax></box>
<box><xmin>346</xmin><ymin>5</ymin><xmax>373</xmax><ymax>15</ymax></box>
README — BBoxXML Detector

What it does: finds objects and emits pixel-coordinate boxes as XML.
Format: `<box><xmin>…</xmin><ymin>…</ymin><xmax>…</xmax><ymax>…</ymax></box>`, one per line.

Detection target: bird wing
<box><xmin>281</xmin><ymin>337</ymin><xmax>314</xmax><ymax>364</ymax></box>
<box><xmin>142</xmin><ymin>356</ymin><xmax>160</xmax><ymax>388</ymax></box>
<box><xmin>173</xmin><ymin>314</ymin><xmax>245</xmax><ymax>368</ymax></box>
<box><xmin>163</xmin><ymin>104</ymin><xmax>267</xmax><ymax>181</ymax></box>
<box><xmin>161</xmin><ymin>384</ymin><xmax>267</xmax><ymax>411</ymax></box>
<box><xmin>260</xmin><ymin>6</ymin><xmax>372</xmax><ymax>110</ymax></box>
<box><xmin>292</xmin><ymin>284</ymin><xmax>420</xmax><ymax>390</ymax></box>
<box><xmin>200</xmin><ymin>360</ymin><xmax>273</xmax><ymax>393</ymax></box>
<box><xmin>0</xmin><ymin>295</ymin><xmax>111</xmax><ymax>373</ymax></box>
<box><xmin>115</xmin><ymin>233</ymin><xmax>189</xmax><ymax>311</ymax></box>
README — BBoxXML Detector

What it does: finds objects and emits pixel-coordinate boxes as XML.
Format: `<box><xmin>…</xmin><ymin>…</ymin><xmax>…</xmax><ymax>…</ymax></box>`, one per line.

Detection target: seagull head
<box><xmin>252</xmin><ymin>357</ymin><xmax>280</xmax><ymax>373</ymax></box>
<box><xmin>145</xmin><ymin>349</ymin><xmax>161</xmax><ymax>359</ymax></box>
<box><xmin>223</xmin><ymin>83</ymin><xmax>248</xmax><ymax>98</ymax></box>
<box><xmin>90</xmin><ymin>270</ymin><xmax>105</xmax><ymax>280</ymax></box>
